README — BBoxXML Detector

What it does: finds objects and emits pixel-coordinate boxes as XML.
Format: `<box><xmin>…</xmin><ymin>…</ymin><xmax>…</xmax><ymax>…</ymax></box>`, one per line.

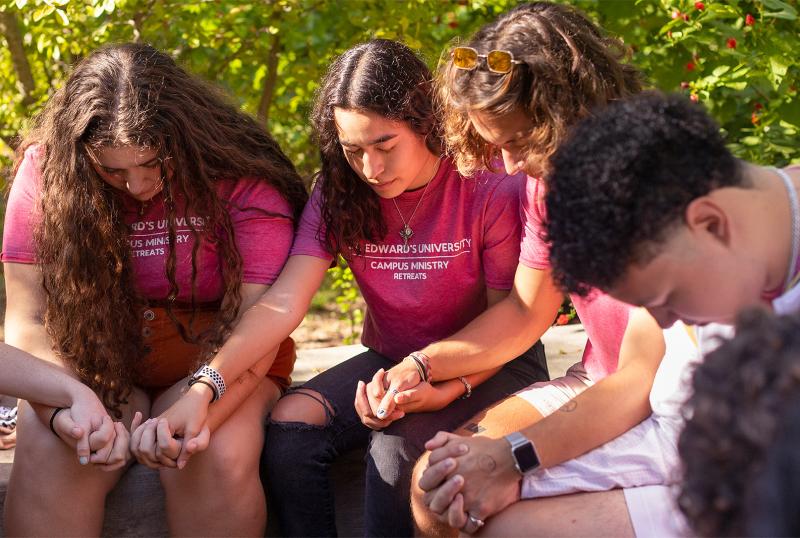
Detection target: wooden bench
<box><xmin>0</xmin><ymin>327</ymin><xmax>585</xmax><ymax>536</ymax></box>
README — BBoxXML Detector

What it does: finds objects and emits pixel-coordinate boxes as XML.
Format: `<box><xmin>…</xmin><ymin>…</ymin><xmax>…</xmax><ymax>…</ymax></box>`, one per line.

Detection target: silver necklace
<box><xmin>391</xmin><ymin>159</ymin><xmax>441</xmax><ymax>246</ymax></box>
<box><xmin>774</xmin><ymin>167</ymin><xmax>800</xmax><ymax>291</ymax></box>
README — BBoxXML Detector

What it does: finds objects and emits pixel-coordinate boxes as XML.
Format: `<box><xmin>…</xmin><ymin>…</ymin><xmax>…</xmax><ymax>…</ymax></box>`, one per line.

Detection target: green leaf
<box><xmin>32</xmin><ymin>3</ymin><xmax>54</xmax><ymax>21</ymax></box>
<box><xmin>55</xmin><ymin>7</ymin><xmax>68</xmax><ymax>25</ymax></box>
<box><xmin>771</xmin><ymin>56</ymin><xmax>790</xmax><ymax>77</ymax></box>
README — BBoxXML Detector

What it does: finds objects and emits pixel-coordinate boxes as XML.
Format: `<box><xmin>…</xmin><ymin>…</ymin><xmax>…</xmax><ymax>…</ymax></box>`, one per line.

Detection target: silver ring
<box><xmin>467</xmin><ymin>514</ymin><xmax>485</xmax><ymax>531</ymax></box>
<box><xmin>390</xmin><ymin>387</ymin><xmax>399</xmax><ymax>395</ymax></box>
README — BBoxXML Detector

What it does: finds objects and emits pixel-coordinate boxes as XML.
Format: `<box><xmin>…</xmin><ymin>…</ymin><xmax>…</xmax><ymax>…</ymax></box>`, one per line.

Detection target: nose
<box><xmin>125</xmin><ymin>169</ymin><xmax>158</xmax><ymax>198</ymax></box>
<box><xmin>501</xmin><ymin>149</ymin><xmax>524</xmax><ymax>175</ymax></box>
<box><xmin>361</xmin><ymin>150</ymin><xmax>385</xmax><ymax>181</ymax></box>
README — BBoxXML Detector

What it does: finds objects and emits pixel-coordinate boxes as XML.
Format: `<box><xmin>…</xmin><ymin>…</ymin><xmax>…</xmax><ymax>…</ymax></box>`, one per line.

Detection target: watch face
<box><xmin>513</xmin><ymin>442</ymin><xmax>540</xmax><ymax>473</ymax></box>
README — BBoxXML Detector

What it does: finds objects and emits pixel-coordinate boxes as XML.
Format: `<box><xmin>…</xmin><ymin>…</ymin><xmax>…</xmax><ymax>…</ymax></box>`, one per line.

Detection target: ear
<box><xmin>684</xmin><ymin>196</ymin><xmax>730</xmax><ymax>246</ymax></box>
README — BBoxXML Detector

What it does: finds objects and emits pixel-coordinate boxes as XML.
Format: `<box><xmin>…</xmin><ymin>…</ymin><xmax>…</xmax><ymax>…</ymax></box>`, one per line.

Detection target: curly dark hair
<box><xmin>545</xmin><ymin>91</ymin><xmax>747</xmax><ymax>297</ymax></box>
<box><xmin>14</xmin><ymin>43</ymin><xmax>307</xmax><ymax>415</ymax></box>
<box><xmin>438</xmin><ymin>1</ymin><xmax>642</xmax><ymax>177</ymax></box>
<box><xmin>311</xmin><ymin>38</ymin><xmax>442</xmax><ymax>256</ymax></box>
<box><xmin>678</xmin><ymin>309</ymin><xmax>800</xmax><ymax>536</ymax></box>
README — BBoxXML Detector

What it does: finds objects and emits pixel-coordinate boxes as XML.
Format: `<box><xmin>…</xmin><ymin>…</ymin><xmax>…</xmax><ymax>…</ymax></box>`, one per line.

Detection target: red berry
<box><xmin>695</xmin><ymin>2</ymin><xmax>705</xmax><ymax>10</ymax></box>
<box><xmin>751</xmin><ymin>112</ymin><xmax>760</xmax><ymax>125</ymax></box>
<box><xmin>754</xmin><ymin>102</ymin><xmax>764</xmax><ymax>111</ymax></box>
<box><xmin>448</xmin><ymin>21</ymin><xmax>459</xmax><ymax>29</ymax></box>
<box><xmin>690</xmin><ymin>94</ymin><xmax>699</xmax><ymax>102</ymax></box>
<box><xmin>683</xmin><ymin>13</ymin><xmax>690</xmax><ymax>21</ymax></box>
<box><xmin>680</xmin><ymin>81</ymin><xmax>690</xmax><ymax>89</ymax></box>
<box><xmin>745</xmin><ymin>13</ymin><xmax>756</xmax><ymax>26</ymax></box>
<box><xmin>671</xmin><ymin>9</ymin><xmax>681</xmax><ymax>19</ymax></box>
<box><xmin>556</xmin><ymin>314</ymin><xmax>570</xmax><ymax>326</ymax></box>
<box><xmin>686</xmin><ymin>61</ymin><xmax>696</xmax><ymax>71</ymax></box>
<box><xmin>726</xmin><ymin>37</ymin><xmax>737</xmax><ymax>49</ymax></box>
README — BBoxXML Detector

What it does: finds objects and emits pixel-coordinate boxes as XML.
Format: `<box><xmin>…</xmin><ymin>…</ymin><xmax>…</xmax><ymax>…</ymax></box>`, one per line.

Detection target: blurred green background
<box><xmin>1</xmin><ymin>0</ymin><xmax>799</xmax><ymax>340</ymax></box>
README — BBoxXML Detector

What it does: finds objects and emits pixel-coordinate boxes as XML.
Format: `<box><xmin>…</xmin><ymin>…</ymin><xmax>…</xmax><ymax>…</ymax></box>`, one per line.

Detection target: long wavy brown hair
<box><xmin>310</xmin><ymin>39</ymin><xmax>442</xmax><ymax>255</ymax></box>
<box><xmin>438</xmin><ymin>2</ymin><xmax>643</xmax><ymax>177</ymax></box>
<box><xmin>13</xmin><ymin>43</ymin><xmax>307</xmax><ymax>415</ymax></box>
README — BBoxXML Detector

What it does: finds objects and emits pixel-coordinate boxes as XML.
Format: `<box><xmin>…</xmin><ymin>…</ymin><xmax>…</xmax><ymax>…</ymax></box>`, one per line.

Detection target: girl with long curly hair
<box><xmin>411</xmin><ymin>4</ymin><xmax>702</xmax><ymax>537</ymax></box>
<box><xmin>1</xmin><ymin>43</ymin><xmax>306</xmax><ymax>536</ymax></box>
<box><xmin>150</xmin><ymin>38</ymin><xmax>549</xmax><ymax>536</ymax></box>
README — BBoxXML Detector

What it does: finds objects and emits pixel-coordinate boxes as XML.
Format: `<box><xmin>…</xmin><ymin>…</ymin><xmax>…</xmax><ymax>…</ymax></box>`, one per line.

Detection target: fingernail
<box><xmin>376</xmin><ymin>408</ymin><xmax>386</xmax><ymax>418</ymax></box>
<box><xmin>458</xmin><ymin>444</ymin><xmax>468</xmax><ymax>454</ymax></box>
<box><xmin>79</xmin><ymin>456</ymin><xmax>89</xmax><ymax>465</ymax></box>
<box><xmin>178</xmin><ymin>461</ymin><xmax>186</xmax><ymax>470</ymax></box>
<box><xmin>453</xmin><ymin>474</ymin><xmax>464</xmax><ymax>484</ymax></box>
<box><xmin>445</xmin><ymin>458</ymin><xmax>456</xmax><ymax>469</ymax></box>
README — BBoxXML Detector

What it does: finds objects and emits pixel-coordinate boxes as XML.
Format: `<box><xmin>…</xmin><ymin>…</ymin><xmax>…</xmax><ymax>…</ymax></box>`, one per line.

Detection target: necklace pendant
<box><xmin>399</xmin><ymin>224</ymin><xmax>413</xmax><ymax>246</ymax></box>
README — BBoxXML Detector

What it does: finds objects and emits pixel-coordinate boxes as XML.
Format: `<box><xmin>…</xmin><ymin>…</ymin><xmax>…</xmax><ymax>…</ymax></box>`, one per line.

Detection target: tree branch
<box><xmin>256</xmin><ymin>32</ymin><xmax>281</xmax><ymax>126</ymax></box>
<box><xmin>0</xmin><ymin>10</ymin><xmax>36</xmax><ymax>105</ymax></box>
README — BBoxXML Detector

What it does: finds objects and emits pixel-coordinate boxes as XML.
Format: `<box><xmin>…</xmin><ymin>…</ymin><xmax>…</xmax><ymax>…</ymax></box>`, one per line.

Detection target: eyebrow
<box><xmin>339</xmin><ymin>134</ymin><xmax>398</xmax><ymax>147</ymax></box>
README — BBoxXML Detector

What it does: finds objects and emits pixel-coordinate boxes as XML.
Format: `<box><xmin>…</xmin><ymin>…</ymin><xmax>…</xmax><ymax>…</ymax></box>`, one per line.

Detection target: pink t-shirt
<box><xmin>519</xmin><ymin>177</ymin><xmax>630</xmax><ymax>381</ymax></box>
<box><xmin>2</xmin><ymin>146</ymin><xmax>294</xmax><ymax>303</ymax></box>
<box><xmin>291</xmin><ymin>157</ymin><xmax>523</xmax><ymax>360</ymax></box>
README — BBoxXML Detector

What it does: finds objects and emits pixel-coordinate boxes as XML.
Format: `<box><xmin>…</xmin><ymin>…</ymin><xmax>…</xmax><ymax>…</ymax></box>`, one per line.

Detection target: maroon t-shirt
<box><xmin>2</xmin><ymin>146</ymin><xmax>294</xmax><ymax>303</ymax></box>
<box><xmin>290</xmin><ymin>157</ymin><xmax>524</xmax><ymax>360</ymax></box>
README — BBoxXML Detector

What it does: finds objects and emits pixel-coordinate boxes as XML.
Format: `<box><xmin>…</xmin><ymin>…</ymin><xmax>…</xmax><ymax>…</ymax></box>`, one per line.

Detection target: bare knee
<box><xmin>269</xmin><ymin>389</ymin><xmax>333</xmax><ymax>426</ymax></box>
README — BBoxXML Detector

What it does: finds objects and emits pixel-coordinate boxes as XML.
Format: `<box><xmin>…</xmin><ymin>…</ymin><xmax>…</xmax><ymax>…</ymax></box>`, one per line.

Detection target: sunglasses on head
<box><xmin>451</xmin><ymin>46</ymin><xmax>522</xmax><ymax>74</ymax></box>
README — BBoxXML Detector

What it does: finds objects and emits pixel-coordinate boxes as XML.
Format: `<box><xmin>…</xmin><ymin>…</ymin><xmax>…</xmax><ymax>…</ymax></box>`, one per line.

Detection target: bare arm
<box><xmin>207</xmin><ymin>254</ymin><xmax>330</xmax><ymax>382</ymax></box>
<box><xmin>520</xmin><ymin>307</ymin><xmax>664</xmax><ymax>466</ymax></box>
<box><xmin>420</xmin><ymin>309</ymin><xmax>667</xmax><ymax>526</ymax></box>
<box><xmin>3</xmin><ymin>262</ymin><xmax>78</xmax><ymax>426</ymax></box>
<box><xmin>421</xmin><ymin>263</ymin><xmax>563</xmax><ymax>380</ymax></box>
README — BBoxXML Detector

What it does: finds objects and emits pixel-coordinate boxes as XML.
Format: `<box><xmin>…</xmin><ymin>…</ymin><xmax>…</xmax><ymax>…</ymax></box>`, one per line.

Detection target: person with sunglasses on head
<box><xmin>411</xmin><ymin>3</ymin><xmax>700</xmax><ymax>537</ymax></box>
<box><xmin>1</xmin><ymin>43</ymin><xmax>306</xmax><ymax>536</ymax></box>
<box><xmin>147</xmin><ymin>38</ymin><xmax>549</xmax><ymax>536</ymax></box>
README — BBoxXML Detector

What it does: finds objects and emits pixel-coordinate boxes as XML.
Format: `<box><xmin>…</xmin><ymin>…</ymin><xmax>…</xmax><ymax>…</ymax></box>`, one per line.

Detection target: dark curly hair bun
<box><xmin>545</xmin><ymin>91</ymin><xmax>744</xmax><ymax>296</ymax></box>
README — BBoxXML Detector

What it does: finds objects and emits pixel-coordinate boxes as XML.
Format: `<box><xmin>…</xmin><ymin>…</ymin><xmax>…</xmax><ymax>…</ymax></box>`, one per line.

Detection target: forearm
<box><xmin>521</xmin><ymin>309</ymin><xmax>665</xmax><ymax>468</ymax></box>
<box><xmin>0</xmin><ymin>346</ymin><xmax>97</xmax><ymax>411</ymax></box>
<box><xmin>521</xmin><ymin>367</ymin><xmax>654</xmax><ymax>468</ymax></box>
<box><xmin>3</xmin><ymin>316</ymin><xmax>84</xmax><ymax>425</ymax></box>
<box><xmin>422</xmin><ymin>275</ymin><xmax>562</xmax><ymax>380</ymax></box>
<box><xmin>208</xmin><ymin>256</ymin><xmax>327</xmax><ymax>385</ymax></box>
<box><xmin>206</xmin><ymin>347</ymin><xmax>278</xmax><ymax>431</ymax></box>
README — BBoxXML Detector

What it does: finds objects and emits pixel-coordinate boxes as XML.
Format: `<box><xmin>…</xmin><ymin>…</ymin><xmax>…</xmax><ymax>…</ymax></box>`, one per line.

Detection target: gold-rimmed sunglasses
<box><xmin>451</xmin><ymin>46</ymin><xmax>522</xmax><ymax>74</ymax></box>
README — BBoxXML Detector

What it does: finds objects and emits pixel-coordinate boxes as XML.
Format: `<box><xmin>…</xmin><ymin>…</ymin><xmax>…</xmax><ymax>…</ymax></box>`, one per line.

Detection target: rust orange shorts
<box><xmin>134</xmin><ymin>306</ymin><xmax>295</xmax><ymax>395</ymax></box>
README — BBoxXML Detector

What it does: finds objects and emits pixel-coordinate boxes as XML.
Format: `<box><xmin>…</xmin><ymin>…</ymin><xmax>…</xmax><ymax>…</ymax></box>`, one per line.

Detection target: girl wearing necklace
<box><xmin>1</xmin><ymin>43</ymin><xmax>307</xmax><ymax>536</ymax></box>
<box><xmin>146</xmin><ymin>38</ymin><xmax>549</xmax><ymax>536</ymax></box>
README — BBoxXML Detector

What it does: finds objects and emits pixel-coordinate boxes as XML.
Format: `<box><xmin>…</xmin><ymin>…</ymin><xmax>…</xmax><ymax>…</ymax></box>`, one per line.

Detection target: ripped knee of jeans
<box><xmin>267</xmin><ymin>388</ymin><xmax>335</xmax><ymax>428</ymax></box>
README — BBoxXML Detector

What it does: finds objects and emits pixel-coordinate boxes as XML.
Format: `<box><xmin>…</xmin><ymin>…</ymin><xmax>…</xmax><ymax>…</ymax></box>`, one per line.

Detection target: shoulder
<box><xmin>217</xmin><ymin>176</ymin><xmax>293</xmax><ymax>216</ymax></box>
<box><xmin>467</xmin><ymin>166</ymin><xmax>525</xmax><ymax>205</ymax></box>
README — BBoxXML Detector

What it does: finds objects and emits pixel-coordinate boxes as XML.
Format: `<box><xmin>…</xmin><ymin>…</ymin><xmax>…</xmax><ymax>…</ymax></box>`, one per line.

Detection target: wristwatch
<box><xmin>505</xmin><ymin>431</ymin><xmax>541</xmax><ymax>475</ymax></box>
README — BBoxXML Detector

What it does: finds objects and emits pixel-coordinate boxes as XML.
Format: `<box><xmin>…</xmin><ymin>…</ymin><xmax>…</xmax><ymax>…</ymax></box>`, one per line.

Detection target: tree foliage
<box><xmin>2</xmin><ymin>0</ymin><xmax>798</xmax><ymax>173</ymax></box>
<box><xmin>1</xmin><ymin>0</ymin><xmax>798</xmax><ymax>331</ymax></box>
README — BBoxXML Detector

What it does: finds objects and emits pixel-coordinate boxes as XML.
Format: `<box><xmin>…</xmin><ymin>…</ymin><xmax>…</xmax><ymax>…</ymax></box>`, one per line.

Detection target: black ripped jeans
<box><xmin>262</xmin><ymin>343</ymin><xmax>548</xmax><ymax>537</ymax></box>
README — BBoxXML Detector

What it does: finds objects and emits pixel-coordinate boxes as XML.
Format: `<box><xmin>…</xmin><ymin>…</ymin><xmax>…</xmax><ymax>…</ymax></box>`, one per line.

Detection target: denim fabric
<box><xmin>263</xmin><ymin>342</ymin><xmax>547</xmax><ymax>537</ymax></box>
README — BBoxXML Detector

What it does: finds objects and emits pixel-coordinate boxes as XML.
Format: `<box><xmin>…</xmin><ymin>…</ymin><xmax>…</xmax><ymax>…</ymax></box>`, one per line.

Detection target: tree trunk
<box><xmin>256</xmin><ymin>33</ymin><xmax>281</xmax><ymax>126</ymax></box>
<box><xmin>0</xmin><ymin>10</ymin><xmax>36</xmax><ymax>105</ymax></box>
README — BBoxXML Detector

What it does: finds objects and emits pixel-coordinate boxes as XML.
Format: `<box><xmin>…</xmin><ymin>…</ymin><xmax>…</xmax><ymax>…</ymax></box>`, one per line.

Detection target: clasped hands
<box><xmin>418</xmin><ymin>432</ymin><xmax>523</xmax><ymax>534</ymax></box>
<box><xmin>52</xmin><ymin>382</ymin><xmax>211</xmax><ymax>471</ymax></box>
<box><xmin>353</xmin><ymin>357</ymin><xmax>453</xmax><ymax>430</ymax></box>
